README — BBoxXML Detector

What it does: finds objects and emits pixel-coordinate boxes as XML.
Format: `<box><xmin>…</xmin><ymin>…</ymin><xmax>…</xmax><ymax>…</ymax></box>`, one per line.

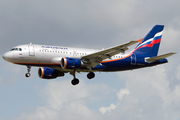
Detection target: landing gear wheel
<box><xmin>71</xmin><ymin>78</ymin><xmax>79</xmax><ymax>85</ymax></box>
<box><xmin>25</xmin><ymin>65</ymin><xmax>31</xmax><ymax>78</ymax></box>
<box><xmin>87</xmin><ymin>72</ymin><xmax>95</xmax><ymax>79</ymax></box>
<box><xmin>25</xmin><ymin>73</ymin><xmax>31</xmax><ymax>77</ymax></box>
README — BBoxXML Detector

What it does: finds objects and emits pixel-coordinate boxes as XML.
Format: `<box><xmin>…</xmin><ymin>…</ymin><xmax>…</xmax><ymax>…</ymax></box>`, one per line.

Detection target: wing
<box><xmin>81</xmin><ymin>40</ymin><xmax>139</xmax><ymax>68</ymax></box>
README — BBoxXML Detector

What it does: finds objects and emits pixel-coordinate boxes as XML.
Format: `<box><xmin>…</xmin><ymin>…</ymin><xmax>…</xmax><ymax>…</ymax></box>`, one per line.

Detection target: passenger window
<box><xmin>19</xmin><ymin>48</ymin><xmax>22</xmax><ymax>51</ymax></box>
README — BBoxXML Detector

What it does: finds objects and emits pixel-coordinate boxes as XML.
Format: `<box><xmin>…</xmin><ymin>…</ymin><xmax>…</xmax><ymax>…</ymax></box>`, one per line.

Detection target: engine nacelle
<box><xmin>38</xmin><ymin>67</ymin><xmax>64</xmax><ymax>79</ymax></box>
<box><xmin>61</xmin><ymin>57</ymin><xmax>82</xmax><ymax>69</ymax></box>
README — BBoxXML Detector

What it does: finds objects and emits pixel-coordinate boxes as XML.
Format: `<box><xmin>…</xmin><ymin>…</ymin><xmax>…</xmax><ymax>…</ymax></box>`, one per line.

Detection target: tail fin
<box><xmin>133</xmin><ymin>25</ymin><xmax>164</xmax><ymax>56</ymax></box>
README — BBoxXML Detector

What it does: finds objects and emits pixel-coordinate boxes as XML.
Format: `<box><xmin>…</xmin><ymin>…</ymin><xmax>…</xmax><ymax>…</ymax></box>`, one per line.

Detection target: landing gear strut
<box><xmin>70</xmin><ymin>70</ymin><xmax>79</xmax><ymax>85</ymax></box>
<box><xmin>86</xmin><ymin>66</ymin><xmax>95</xmax><ymax>79</ymax></box>
<box><xmin>25</xmin><ymin>65</ymin><xmax>31</xmax><ymax>77</ymax></box>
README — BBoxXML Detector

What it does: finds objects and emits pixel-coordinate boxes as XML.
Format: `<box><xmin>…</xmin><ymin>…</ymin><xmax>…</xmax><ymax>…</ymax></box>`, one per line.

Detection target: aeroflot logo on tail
<box><xmin>135</xmin><ymin>31</ymin><xmax>163</xmax><ymax>49</ymax></box>
<box><xmin>41</xmin><ymin>46</ymin><xmax>68</xmax><ymax>50</ymax></box>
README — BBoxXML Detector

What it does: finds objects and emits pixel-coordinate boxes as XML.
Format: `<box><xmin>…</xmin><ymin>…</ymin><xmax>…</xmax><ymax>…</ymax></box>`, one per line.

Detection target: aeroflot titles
<box><xmin>41</xmin><ymin>46</ymin><xmax>68</xmax><ymax>50</ymax></box>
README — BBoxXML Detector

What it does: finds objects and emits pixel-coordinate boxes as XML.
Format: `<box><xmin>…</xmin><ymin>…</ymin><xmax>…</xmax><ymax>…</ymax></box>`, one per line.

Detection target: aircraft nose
<box><xmin>3</xmin><ymin>52</ymin><xmax>11</xmax><ymax>62</ymax></box>
<box><xmin>3</xmin><ymin>53</ymin><xmax>8</xmax><ymax>61</ymax></box>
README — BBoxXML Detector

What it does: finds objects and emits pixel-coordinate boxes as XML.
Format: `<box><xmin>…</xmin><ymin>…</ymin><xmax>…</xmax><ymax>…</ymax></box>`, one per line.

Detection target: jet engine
<box><xmin>61</xmin><ymin>57</ymin><xmax>82</xmax><ymax>69</ymax></box>
<box><xmin>38</xmin><ymin>67</ymin><xmax>64</xmax><ymax>79</ymax></box>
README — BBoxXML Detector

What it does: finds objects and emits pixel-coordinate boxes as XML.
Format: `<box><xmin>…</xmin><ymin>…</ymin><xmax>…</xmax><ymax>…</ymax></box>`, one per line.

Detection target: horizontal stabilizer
<box><xmin>145</xmin><ymin>52</ymin><xmax>176</xmax><ymax>63</ymax></box>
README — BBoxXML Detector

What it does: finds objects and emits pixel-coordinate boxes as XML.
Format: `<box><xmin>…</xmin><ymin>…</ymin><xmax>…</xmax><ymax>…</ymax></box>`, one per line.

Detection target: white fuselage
<box><xmin>3</xmin><ymin>44</ymin><xmax>127</xmax><ymax>72</ymax></box>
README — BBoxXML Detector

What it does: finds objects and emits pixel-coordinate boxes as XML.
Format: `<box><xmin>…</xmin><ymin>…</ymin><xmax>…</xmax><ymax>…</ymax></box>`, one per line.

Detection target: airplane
<box><xmin>2</xmin><ymin>25</ymin><xmax>176</xmax><ymax>85</ymax></box>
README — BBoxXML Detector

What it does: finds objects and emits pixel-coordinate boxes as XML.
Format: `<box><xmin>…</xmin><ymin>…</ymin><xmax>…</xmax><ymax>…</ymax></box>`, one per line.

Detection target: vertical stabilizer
<box><xmin>133</xmin><ymin>25</ymin><xmax>164</xmax><ymax>56</ymax></box>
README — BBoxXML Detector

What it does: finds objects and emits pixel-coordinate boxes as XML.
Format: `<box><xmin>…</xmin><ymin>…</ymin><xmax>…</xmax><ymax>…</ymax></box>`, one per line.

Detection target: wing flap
<box><xmin>145</xmin><ymin>52</ymin><xmax>176</xmax><ymax>63</ymax></box>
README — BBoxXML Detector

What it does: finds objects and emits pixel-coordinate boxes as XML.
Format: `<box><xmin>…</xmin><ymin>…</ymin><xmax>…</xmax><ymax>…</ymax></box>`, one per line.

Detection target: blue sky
<box><xmin>0</xmin><ymin>0</ymin><xmax>180</xmax><ymax>120</ymax></box>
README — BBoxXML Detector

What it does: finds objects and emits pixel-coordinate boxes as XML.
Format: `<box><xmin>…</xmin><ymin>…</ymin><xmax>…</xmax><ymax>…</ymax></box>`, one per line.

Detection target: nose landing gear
<box><xmin>25</xmin><ymin>73</ymin><xmax>31</xmax><ymax>77</ymax></box>
<box><xmin>25</xmin><ymin>65</ymin><xmax>31</xmax><ymax>77</ymax></box>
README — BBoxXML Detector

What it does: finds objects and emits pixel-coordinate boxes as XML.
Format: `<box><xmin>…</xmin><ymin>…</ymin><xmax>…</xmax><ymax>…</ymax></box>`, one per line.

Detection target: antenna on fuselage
<box><xmin>30</xmin><ymin>42</ymin><xmax>32</xmax><ymax>45</ymax></box>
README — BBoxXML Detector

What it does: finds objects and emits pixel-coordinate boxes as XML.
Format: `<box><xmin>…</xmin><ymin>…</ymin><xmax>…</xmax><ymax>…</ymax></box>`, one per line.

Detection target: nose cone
<box><xmin>3</xmin><ymin>52</ymin><xmax>12</xmax><ymax>62</ymax></box>
<box><xmin>3</xmin><ymin>53</ymin><xmax>8</xmax><ymax>61</ymax></box>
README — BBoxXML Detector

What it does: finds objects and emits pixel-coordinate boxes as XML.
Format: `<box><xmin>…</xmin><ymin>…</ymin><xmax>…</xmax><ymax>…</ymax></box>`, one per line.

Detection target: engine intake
<box><xmin>61</xmin><ymin>57</ymin><xmax>82</xmax><ymax>69</ymax></box>
<box><xmin>38</xmin><ymin>67</ymin><xmax>64</xmax><ymax>79</ymax></box>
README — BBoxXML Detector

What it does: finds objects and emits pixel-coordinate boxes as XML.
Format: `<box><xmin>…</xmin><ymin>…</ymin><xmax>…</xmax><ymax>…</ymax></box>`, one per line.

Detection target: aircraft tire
<box><xmin>71</xmin><ymin>78</ymin><xmax>79</xmax><ymax>85</ymax></box>
<box><xmin>87</xmin><ymin>72</ymin><xmax>95</xmax><ymax>79</ymax></box>
<box><xmin>25</xmin><ymin>73</ymin><xmax>31</xmax><ymax>77</ymax></box>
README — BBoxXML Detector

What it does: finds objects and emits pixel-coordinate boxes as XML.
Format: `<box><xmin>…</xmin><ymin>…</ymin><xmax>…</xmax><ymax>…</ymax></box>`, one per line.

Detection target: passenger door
<box><xmin>29</xmin><ymin>45</ymin><xmax>35</xmax><ymax>56</ymax></box>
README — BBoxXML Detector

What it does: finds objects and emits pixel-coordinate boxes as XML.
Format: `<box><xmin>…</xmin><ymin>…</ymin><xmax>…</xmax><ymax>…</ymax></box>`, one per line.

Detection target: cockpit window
<box><xmin>10</xmin><ymin>48</ymin><xmax>22</xmax><ymax>51</ymax></box>
<box><xmin>10</xmin><ymin>48</ymin><xmax>15</xmax><ymax>51</ymax></box>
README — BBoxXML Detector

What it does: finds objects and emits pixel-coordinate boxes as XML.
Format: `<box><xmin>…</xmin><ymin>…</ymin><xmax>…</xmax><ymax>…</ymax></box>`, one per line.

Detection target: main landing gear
<box><xmin>87</xmin><ymin>66</ymin><xmax>95</xmax><ymax>79</ymax></box>
<box><xmin>70</xmin><ymin>70</ymin><xmax>79</xmax><ymax>85</ymax></box>
<box><xmin>70</xmin><ymin>71</ymin><xmax>95</xmax><ymax>86</ymax></box>
<box><xmin>87</xmin><ymin>72</ymin><xmax>95</xmax><ymax>79</ymax></box>
<box><xmin>25</xmin><ymin>65</ymin><xmax>31</xmax><ymax>77</ymax></box>
<box><xmin>71</xmin><ymin>78</ymin><xmax>79</xmax><ymax>85</ymax></box>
